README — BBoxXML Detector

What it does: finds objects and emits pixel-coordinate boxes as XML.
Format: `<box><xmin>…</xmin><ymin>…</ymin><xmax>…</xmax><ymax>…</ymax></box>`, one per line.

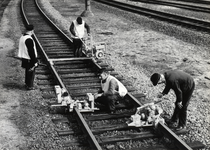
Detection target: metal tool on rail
<box><xmin>52</xmin><ymin>85</ymin><xmax>99</xmax><ymax>112</ymax></box>
<box><xmin>79</xmin><ymin>35</ymin><xmax>106</xmax><ymax>59</ymax></box>
<box><xmin>72</xmin><ymin>25</ymin><xmax>106</xmax><ymax>59</ymax></box>
<box><xmin>127</xmin><ymin>100</ymin><xmax>165</xmax><ymax>128</ymax></box>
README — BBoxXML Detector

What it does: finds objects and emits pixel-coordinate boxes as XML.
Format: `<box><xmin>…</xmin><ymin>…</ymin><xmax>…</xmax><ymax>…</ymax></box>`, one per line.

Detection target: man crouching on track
<box><xmin>18</xmin><ymin>24</ymin><xmax>38</xmax><ymax>90</ymax></box>
<box><xmin>150</xmin><ymin>70</ymin><xmax>195</xmax><ymax>131</ymax></box>
<box><xmin>94</xmin><ymin>68</ymin><xmax>128</xmax><ymax>114</ymax></box>
<box><xmin>69</xmin><ymin>16</ymin><xmax>90</xmax><ymax>57</ymax></box>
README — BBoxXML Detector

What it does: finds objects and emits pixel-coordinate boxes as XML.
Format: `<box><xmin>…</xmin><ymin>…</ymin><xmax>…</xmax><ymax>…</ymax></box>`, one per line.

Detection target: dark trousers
<box><xmin>95</xmin><ymin>94</ymin><xmax>123</xmax><ymax>112</ymax></box>
<box><xmin>25</xmin><ymin>66</ymin><xmax>35</xmax><ymax>88</ymax></box>
<box><xmin>73</xmin><ymin>38</ymin><xmax>83</xmax><ymax>57</ymax></box>
<box><xmin>171</xmin><ymin>82</ymin><xmax>195</xmax><ymax>127</ymax></box>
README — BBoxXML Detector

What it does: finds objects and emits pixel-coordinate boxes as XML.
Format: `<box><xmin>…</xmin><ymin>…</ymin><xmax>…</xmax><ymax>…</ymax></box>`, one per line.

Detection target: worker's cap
<box><xmin>76</xmin><ymin>17</ymin><xmax>83</xmax><ymax>24</ymax></box>
<box><xmin>98</xmin><ymin>68</ymin><xmax>109</xmax><ymax>75</ymax></box>
<box><xmin>26</xmin><ymin>24</ymin><xmax>34</xmax><ymax>31</ymax></box>
<box><xmin>150</xmin><ymin>73</ymin><xmax>161</xmax><ymax>86</ymax></box>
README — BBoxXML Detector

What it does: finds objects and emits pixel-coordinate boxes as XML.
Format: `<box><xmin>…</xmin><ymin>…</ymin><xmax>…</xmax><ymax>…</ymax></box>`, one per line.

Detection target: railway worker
<box><xmin>18</xmin><ymin>24</ymin><xmax>38</xmax><ymax>90</ymax></box>
<box><xmin>94</xmin><ymin>68</ymin><xmax>128</xmax><ymax>114</ymax></box>
<box><xmin>69</xmin><ymin>16</ymin><xmax>90</xmax><ymax>57</ymax></box>
<box><xmin>150</xmin><ymin>70</ymin><xmax>195</xmax><ymax>131</ymax></box>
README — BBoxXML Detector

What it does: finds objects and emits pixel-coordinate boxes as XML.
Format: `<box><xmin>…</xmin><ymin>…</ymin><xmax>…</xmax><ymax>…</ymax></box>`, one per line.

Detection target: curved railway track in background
<box><xmin>163</xmin><ymin>0</ymin><xmax>210</xmax><ymax>5</ymax></box>
<box><xmin>132</xmin><ymin>0</ymin><xmax>210</xmax><ymax>13</ymax></box>
<box><xmin>20</xmin><ymin>0</ymin><xmax>205</xmax><ymax>149</ymax></box>
<box><xmin>94</xmin><ymin>0</ymin><xmax>210</xmax><ymax>33</ymax></box>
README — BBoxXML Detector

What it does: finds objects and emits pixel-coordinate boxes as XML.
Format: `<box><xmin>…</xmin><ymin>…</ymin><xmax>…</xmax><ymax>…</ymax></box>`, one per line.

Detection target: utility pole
<box><xmin>81</xmin><ymin>0</ymin><xmax>94</xmax><ymax>17</ymax></box>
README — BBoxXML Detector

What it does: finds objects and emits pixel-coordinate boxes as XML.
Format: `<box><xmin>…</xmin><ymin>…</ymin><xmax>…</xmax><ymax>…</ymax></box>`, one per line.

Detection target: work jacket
<box><xmin>18</xmin><ymin>34</ymin><xmax>37</xmax><ymax>59</ymax></box>
<box><xmin>70</xmin><ymin>20</ymin><xmax>90</xmax><ymax>39</ymax></box>
<box><xmin>18</xmin><ymin>34</ymin><xmax>38</xmax><ymax>68</ymax></box>
<box><xmin>101</xmin><ymin>75</ymin><xmax>127</xmax><ymax>97</ymax></box>
<box><xmin>162</xmin><ymin>70</ymin><xmax>194</xmax><ymax>103</ymax></box>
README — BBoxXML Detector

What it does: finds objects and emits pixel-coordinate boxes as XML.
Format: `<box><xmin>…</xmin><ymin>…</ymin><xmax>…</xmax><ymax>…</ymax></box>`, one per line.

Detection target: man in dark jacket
<box><xmin>18</xmin><ymin>24</ymin><xmax>38</xmax><ymax>90</ymax></box>
<box><xmin>150</xmin><ymin>70</ymin><xmax>195</xmax><ymax>131</ymax></box>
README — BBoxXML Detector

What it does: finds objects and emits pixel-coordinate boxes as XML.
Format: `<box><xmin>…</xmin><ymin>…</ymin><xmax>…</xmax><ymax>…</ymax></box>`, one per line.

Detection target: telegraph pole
<box><xmin>81</xmin><ymin>0</ymin><xmax>94</xmax><ymax>17</ymax></box>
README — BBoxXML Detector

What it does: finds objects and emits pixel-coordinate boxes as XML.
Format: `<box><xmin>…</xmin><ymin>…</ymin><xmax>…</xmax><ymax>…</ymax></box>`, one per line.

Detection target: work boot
<box><xmin>167</xmin><ymin>120</ymin><xmax>178</xmax><ymax>128</ymax></box>
<box><xmin>27</xmin><ymin>86</ymin><xmax>35</xmax><ymax>90</ymax></box>
<box><xmin>176</xmin><ymin>126</ymin><xmax>186</xmax><ymax>131</ymax></box>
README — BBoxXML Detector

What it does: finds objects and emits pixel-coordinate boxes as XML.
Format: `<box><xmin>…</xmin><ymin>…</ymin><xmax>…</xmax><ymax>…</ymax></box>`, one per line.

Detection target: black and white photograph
<box><xmin>0</xmin><ymin>0</ymin><xmax>209</xmax><ymax>149</ymax></box>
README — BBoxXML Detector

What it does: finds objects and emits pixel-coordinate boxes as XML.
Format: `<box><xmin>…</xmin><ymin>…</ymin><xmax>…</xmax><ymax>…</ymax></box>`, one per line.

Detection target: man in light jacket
<box><xmin>94</xmin><ymin>68</ymin><xmax>128</xmax><ymax>114</ymax></box>
<box><xmin>69</xmin><ymin>16</ymin><xmax>90</xmax><ymax>57</ymax></box>
<box><xmin>18</xmin><ymin>24</ymin><xmax>38</xmax><ymax>90</ymax></box>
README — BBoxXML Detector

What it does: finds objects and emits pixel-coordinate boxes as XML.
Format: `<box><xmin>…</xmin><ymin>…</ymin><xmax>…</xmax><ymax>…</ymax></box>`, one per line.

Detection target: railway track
<box><xmin>94</xmin><ymin>0</ymin><xmax>210</xmax><ymax>33</ymax></box>
<box><xmin>167</xmin><ymin>0</ymin><xmax>210</xmax><ymax>5</ymax></box>
<box><xmin>20</xmin><ymin>0</ymin><xmax>205</xmax><ymax>149</ymax></box>
<box><xmin>133</xmin><ymin>0</ymin><xmax>210</xmax><ymax>13</ymax></box>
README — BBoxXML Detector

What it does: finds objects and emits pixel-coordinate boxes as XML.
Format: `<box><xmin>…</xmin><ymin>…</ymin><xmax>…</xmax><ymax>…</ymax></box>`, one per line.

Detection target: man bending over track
<box><xmin>69</xmin><ymin>16</ymin><xmax>90</xmax><ymax>57</ymax></box>
<box><xmin>150</xmin><ymin>70</ymin><xmax>195</xmax><ymax>131</ymax></box>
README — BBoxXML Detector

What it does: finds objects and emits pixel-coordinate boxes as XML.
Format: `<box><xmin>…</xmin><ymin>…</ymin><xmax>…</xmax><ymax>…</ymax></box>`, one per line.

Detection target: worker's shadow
<box><xmin>2</xmin><ymin>82</ymin><xmax>27</xmax><ymax>91</ymax></box>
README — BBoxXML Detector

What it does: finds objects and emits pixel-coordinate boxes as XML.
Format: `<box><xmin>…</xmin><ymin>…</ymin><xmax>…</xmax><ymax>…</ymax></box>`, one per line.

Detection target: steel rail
<box><xmin>169</xmin><ymin>0</ymin><xmax>210</xmax><ymax>5</ymax></box>
<box><xmin>158</xmin><ymin>122</ymin><xmax>193</xmax><ymax>150</ymax></box>
<box><xmin>136</xmin><ymin>0</ymin><xmax>210</xmax><ymax>13</ymax></box>
<box><xmin>20</xmin><ymin>0</ymin><xmax>203</xmax><ymax>149</ymax></box>
<box><xmin>34</xmin><ymin>0</ymin><xmax>73</xmax><ymax>44</ymax></box>
<box><xmin>74</xmin><ymin>108</ymin><xmax>102</xmax><ymax>150</ymax></box>
<box><xmin>94</xmin><ymin>0</ymin><xmax>210</xmax><ymax>32</ymax></box>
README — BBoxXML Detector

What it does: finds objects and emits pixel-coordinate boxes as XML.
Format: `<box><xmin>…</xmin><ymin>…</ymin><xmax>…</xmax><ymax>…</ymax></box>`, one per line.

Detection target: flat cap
<box><xmin>150</xmin><ymin>73</ymin><xmax>161</xmax><ymax>86</ymax></box>
<box><xmin>76</xmin><ymin>17</ymin><xmax>82</xmax><ymax>24</ymax></box>
<box><xmin>98</xmin><ymin>68</ymin><xmax>109</xmax><ymax>75</ymax></box>
<box><xmin>26</xmin><ymin>24</ymin><xmax>34</xmax><ymax>31</ymax></box>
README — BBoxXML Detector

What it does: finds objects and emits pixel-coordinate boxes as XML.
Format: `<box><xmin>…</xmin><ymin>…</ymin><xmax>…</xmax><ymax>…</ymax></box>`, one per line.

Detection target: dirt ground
<box><xmin>0</xmin><ymin>0</ymin><xmax>209</xmax><ymax>149</ymax></box>
<box><xmin>0</xmin><ymin>0</ymin><xmax>26</xmax><ymax>149</ymax></box>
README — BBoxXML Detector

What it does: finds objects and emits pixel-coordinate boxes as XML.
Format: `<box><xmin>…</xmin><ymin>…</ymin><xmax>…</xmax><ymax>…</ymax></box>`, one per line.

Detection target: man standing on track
<box><xmin>69</xmin><ymin>16</ymin><xmax>90</xmax><ymax>57</ymax></box>
<box><xmin>150</xmin><ymin>70</ymin><xmax>195</xmax><ymax>131</ymax></box>
<box><xmin>18</xmin><ymin>24</ymin><xmax>38</xmax><ymax>90</ymax></box>
<box><xmin>94</xmin><ymin>68</ymin><xmax>128</xmax><ymax>114</ymax></box>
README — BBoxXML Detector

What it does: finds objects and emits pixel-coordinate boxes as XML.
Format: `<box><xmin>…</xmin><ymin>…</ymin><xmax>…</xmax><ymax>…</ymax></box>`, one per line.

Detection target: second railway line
<box><xmin>94</xmin><ymin>0</ymin><xmax>210</xmax><ymax>33</ymax></box>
